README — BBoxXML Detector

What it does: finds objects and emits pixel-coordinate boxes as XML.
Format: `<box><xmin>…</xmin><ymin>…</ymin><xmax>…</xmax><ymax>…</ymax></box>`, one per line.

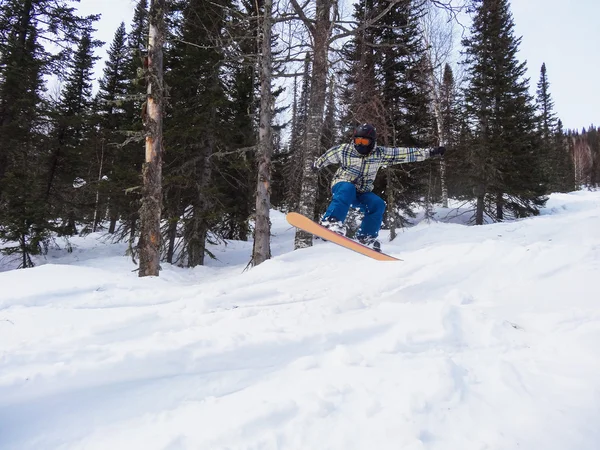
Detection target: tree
<box><xmin>422</xmin><ymin>3</ymin><xmax>456</xmax><ymax>208</ymax></box>
<box><xmin>105</xmin><ymin>0</ymin><xmax>148</xmax><ymax>239</ymax></box>
<box><xmin>163</xmin><ymin>0</ymin><xmax>233</xmax><ymax>267</ymax></box>
<box><xmin>138</xmin><ymin>0</ymin><xmax>166</xmax><ymax>277</ymax></box>
<box><xmin>284</xmin><ymin>52</ymin><xmax>312</xmax><ymax>211</ymax></box>
<box><xmin>46</xmin><ymin>28</ymin><xmax>100</xmax><ymax>235</ymax></box>
<box><xmin>339</xmin><ymin>0</ymin><xmax>433</xmax><ymax>236</ymax></box>
<box><xmin>535</xmin><ymin>62</ymin><xmax>574</xmax><ymax>193</ymax></box>
<box><xmin>93</xmin><ymin>22</ymin><xmax>130</xmax><ymax>232</ymax></box>
<box><xmin>252</xmin><ymin>0</ymin><xmax>275</xmax><ymax>266</ymax></box>
<box><xmin>0</xmin><ymin>0</ymin><xmax>97</xmax><ymax>267</ymax></box>
<box><xmin>291</xmin><ymin>0</ymin><xmax>338</xmax><ymax>249</ymax></box>
<box><xmin>536</xmin><ymin>62</ymin><xmax>557</xmax><ymax>139</ymax></box>
<box><xmin>461</xmin><ymin>0</ymin><xmax>546</xmax><ymax>224</ymax></box>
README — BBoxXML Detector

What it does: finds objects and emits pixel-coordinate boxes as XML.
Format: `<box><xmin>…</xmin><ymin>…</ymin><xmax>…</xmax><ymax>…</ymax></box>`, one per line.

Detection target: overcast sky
<box><xmin>80</xmin><ymin>0</ymin><xmax>598</xmax><ymax>131</ymax></box>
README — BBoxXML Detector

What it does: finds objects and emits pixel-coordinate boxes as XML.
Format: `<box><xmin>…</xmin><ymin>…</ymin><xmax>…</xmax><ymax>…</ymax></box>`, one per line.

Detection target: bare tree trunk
<box><xmin>292</xmin><ymin>0</ymin><xmax>335</xmax><ymax>249</ymax></box>
<box><xmin>475</xmin><ymin>194</ymin><xmax>485</xmax><ymax>225</ymax></box>
<box><xmin>422</xmin><ymin>8</ymin><xmax>453</xmax><ymax>209</ymax></box>
<box><xmin>252</xmin><ymin>0</ymin><xmax>274</xmax><ymax>266</ymax></box>
<box><xmin>440</xmin><ymin>159</ymin><xmax>448</xmax><ymax>207</ymax></box>
<box><xmin>138</xmin><ymin>0</ymin><xmax>165</xmax><ymax>277</ymax></box>
<box><xmin>166</xmin><ymin>218</ymin><xmax>177</xmax><ymax>264</ymax></box>
<box><xmin>165</xmin><ymin>189</ymin><xmax>181</xmax><ymax>264</ymax></box>
<box><xmin>187</xmin><ymin>150</ymin><xmax>212</xmax><ymax>267</ymax></box>
<box><xmin>92</xmin><ymin>140</ymin><xmax>104</xmax><ymax>232</ymax></box>
<box><xmin>108</xmin><ymin>217</ymin><xmax>117</xmax><ymax>234</ymax></box>
<box><xmin>496</xmin><ymin>192</ymin><xmax>504</xmax><ymax>221</ymax></box>
<box><xmin>386</xmin><ymin>168</ymin><xmax>397</xmax><ymax>241</ymax></box>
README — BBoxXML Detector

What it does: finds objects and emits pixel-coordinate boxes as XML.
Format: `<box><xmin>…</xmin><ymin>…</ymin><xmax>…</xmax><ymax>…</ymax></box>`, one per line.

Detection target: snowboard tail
<box><xmin>286</xmin><ymin>212</ymin><xmax>401</xmax><ymax>261</ymax></box>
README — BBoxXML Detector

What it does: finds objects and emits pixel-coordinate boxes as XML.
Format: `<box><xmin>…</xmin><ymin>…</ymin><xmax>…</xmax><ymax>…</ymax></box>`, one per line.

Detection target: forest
<box><xmin>0</xmin><ymin>0</ymin><xmax>598</xmax><ymax>271</ymax></box>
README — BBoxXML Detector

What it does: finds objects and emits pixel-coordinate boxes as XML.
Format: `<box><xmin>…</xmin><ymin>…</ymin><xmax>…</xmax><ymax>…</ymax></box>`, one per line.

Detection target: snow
<box><xmin>1</xmin><ymin>191</ymin><xmax>600</xmax><ymax>450</ymax></box>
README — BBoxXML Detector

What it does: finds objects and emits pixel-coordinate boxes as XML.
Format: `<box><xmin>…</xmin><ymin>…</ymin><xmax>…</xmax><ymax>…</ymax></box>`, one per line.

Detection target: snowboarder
<box><xmin>313</xmin><ymin>123</ymin><xmax>446</xmax><ymax>252</ymax></box>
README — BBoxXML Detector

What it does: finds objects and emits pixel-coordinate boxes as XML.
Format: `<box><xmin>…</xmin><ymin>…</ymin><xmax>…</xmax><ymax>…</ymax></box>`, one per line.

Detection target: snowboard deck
<box><xmin>286</xmin><ymin>212</ymin><xmax>401</xmax><ymax>261</ymax></box>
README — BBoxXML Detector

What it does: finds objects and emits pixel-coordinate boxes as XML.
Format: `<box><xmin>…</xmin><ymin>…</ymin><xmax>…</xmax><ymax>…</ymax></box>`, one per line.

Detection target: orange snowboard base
<box><xmin>286</xmin><ymin>212</ymin><xmax>401</xmax><ymax>261</ymax></box>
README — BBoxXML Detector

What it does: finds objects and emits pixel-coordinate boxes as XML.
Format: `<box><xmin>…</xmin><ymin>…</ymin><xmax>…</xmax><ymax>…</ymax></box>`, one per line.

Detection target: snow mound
<box><xmin>1</xmin><ymin>192</ymin><xmax>600</xmax><ymax>449</ymax></box>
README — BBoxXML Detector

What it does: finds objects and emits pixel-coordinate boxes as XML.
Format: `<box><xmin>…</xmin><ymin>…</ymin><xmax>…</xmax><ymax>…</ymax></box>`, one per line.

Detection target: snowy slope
<box><xmin>1</xmin><ymin>191</ymin><xmax>600</xmax><ymax>450</ymax></box>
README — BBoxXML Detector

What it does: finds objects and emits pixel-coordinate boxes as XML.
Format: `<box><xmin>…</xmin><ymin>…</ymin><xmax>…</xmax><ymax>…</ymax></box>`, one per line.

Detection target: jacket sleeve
<box><xmin>380</xmin><ymin>146</ymin><xmax>431</xmax><ymax>165</ymax></box>
<box><xmin>314</xmin><ymin>144</ymin><xmax>343</xmax><ymax>169</ymax></box>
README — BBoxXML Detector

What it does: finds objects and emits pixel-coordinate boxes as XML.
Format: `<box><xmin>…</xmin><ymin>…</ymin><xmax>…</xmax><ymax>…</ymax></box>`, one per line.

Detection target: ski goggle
<box><xmin>354</xmin><ymin>137</ymin><xmax>372</xmax><ymax>146</ymax></box>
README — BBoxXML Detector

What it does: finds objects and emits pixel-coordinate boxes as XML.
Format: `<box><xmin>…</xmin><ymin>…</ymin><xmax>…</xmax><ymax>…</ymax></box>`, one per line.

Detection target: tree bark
<box><xmin>475</xmin><ymin>194</ymin><xmax>485</xmax><ymax>225</ymax></box>
<box><xmin>0</xmin><ymin>0</ymin><xmax>33</xmax><ymax>196</ymax></box>
<box><xmin>252</xmin><ymin>0</ymin><xmax>274</xmax><ymax>266</ymax></box>
<box><xmin>293</xmin><ymin>0</ymin><xmax>334</xmax><ymax>249</ymax></box>
<box><xmin>386</xmin><ymin>168</ymin><xmax>397</xmax><ymax>241</ymax></box>
<box><xmin>138</xmin><ymin>0</ymin><xmax>165</xmax><ymax>277</ymax></box>
<box><xmin>92</xmin><ymin>141</ymin><xmax>105</xmax><ymax>232</ymax></box>
<box><xmin>108</xmin><ymin>216</ymin><xmax>117</xmax><ymax>234</ymax></box>
<box><xmin>187</xmin><ymin>149</ymin><xmax>212</xmax><ymax>267</ymax></box>
<box><xmin>496</xmin><ymin>192</ymin><xmax>504</xmax><ymax>221</ymax></box>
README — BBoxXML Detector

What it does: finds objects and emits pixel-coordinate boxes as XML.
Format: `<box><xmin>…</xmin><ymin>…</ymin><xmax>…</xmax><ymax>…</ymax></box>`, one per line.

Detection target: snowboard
<box><xmin>286</xmin><ymin>212</ymin><xmax>401</xmax><ymax>261</ymax></box>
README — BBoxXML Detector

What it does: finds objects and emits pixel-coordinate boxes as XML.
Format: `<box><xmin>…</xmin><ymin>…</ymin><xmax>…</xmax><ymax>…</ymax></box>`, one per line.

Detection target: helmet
<box><xmin>353</xmin><ymin>123</ymin><xmax>376</xmax><ymax>155</ymax></box>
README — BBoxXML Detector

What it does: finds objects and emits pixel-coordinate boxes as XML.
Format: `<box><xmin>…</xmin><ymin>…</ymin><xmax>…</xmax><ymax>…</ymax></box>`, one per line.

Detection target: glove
<box><xmin>429</xmin><ymin>146</ymin><xmax>446</xmax><ymax>157</ymax></box>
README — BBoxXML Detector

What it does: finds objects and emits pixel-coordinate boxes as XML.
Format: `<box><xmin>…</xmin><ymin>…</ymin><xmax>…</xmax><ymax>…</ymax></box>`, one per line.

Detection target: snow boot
<box><xmin>357</xmin><ymin>235</ymin><xmax>381</xmax><ymax>253</ymax></box>
<box><xmin>320</xmin><ymin>217</ymin><xmax>347</xmax><ymax>236</ymax></box>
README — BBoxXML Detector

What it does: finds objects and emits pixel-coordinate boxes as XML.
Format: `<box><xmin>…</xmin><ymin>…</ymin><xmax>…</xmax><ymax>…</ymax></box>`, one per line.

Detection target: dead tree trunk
<box><xmin>138</xmin><ymin>0</ymin><xmax>165</xmax><ymax>277</ymax></box>
<box><xmin>422</xmin><ymin>7</ymin><xmax>453</xmax><ymax>209</ymax></box>
<box><xmin>292</xmin><ymin>0</ymin><xmax>335</xmax><ymax>249</ymax></box>
<box><xmin>92</xmin><ymin>140</ymin><xmax>104</xmax><ymax>232</ymax></box>
<box><xmin>252</xmin><ymin>0</ymin><xmax>274</xmax><ymax>266</ymax></box>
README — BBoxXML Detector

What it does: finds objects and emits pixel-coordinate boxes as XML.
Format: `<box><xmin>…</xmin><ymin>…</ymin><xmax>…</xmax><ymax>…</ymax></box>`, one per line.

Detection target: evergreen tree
<box><xmin>461</xmin><ymin>0</ymin><xmax>546</xmax><ymax>224</ymax></box>
<box><xmin>93</xmin><ymin>22</ymin><xmax>131</xmax><ymax>232</ymax></box>
<box><xmin>45</xmin><ymin>28</ymin><xmax>100</xmax><ymax>235</ymax></box>
<box><xmin>438</xmin><ymin>63</ymin><xmax>470</xmax><ymax>201</ymax></box>
<box><xmin>341</xmin><ymin>0</ymin><xmax>434</xmax><ymax>234</ymax></box>
<box><xmin>586</xmin><ymin>126</ymin><xmax>600</xmax><ymax>187</ymax></box>
<box><xmin>534</xmin><ymin>62</ymin><xmax>574</xmax><ymax>193</ymax></box>
<box><xmin>0</xmin><ymin>0</ymin><xmax>97</xmax><ymax>266</ymax></box>
<box><xmin>164</xmin><ymin>0</ymin><xmax>233</xmax><ymax>267</ymax></box>
<box><xmin>97</xmin><ymin>23</ymin><xmax>129</xmax><ymax>130</ymax></box>
<box><xmin>0</xmin><ymin>20</ymin><xmax>47</xmax><ymax>267</ymax></box>
<box><xmin>553</xmin><ymin>119</ymin><xmax>575</xmax><ymax>192</ymax></box>
<box><xmin>103</xmin><ymin>0</ymin><xmax>148</xmax><ymax>240</ymax></box>
<box><xmin>284</xmin><ymin>52</ymin><xmax>311</xmax><ymax>211</ymax></box>
<box><xmin>536</xmin><ymin>63</ymin><xmax>557</xmax><ymax>139</ymax></box>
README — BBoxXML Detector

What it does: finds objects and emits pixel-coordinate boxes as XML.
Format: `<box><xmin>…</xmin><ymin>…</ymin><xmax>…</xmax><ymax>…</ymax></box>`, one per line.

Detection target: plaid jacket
<box><xmin>314</xmin><ymin>143</ymin><xmax>432</xmax><ymax>193</ymax></box>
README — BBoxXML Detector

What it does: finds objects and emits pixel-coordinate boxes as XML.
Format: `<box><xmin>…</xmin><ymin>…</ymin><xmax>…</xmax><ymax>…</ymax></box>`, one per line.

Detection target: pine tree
<box><xmin>0</xmin><ymin>0</ymin><xmax>98</xmax><ymax>266</ymax></box>
<box><xmin>218</xmin><ymin>0</ymin><xmax>259</xmax><ymax>243</ymax></box>
<box><xmin>586</xmin><ymin>126</ymin><xmax>600</xmax><ymax>187</ymax></box>
<box><xmin>164</xmin><ymin>0</ymin><xmax>233</xmax><ymax>267</ymax></box>
<box><xmin>97</xmin><ymin>23</ymin><xmax>129</xmax><ymax>130</ymax></box>
<box><xmin>45</xmin><ymin>28</ymin><xmax>100</xmax><ymax>233</ymax></box>
<box><xmin>553</xmin><ymin>119</ymin><xmax>575</xmax><ymax>192</ymax></box>
<box><xmin>534</xmin><ymin>63</ymin><xmax>578</xmax><ymax>193</ymax></box>
<box><xmin>0</xmin><ymin>20</ymin><xmax>47</xmax><ymax>267</ymax></box>
<box><xmin>341</xmin><ymin>0</ymin><xmax>434</xmax><ymax>235</ymax></box>
<box><xmin>103</xmin><ymin>0</ymin><xmax>148</xmax><ymax>240</ymax></box>
<box><xmin>284</xmin><ymin>52</ymin><xmax>311</xmax><ymax>211</ymax></box>
<box><xmin>462</xmin><ymin>0</ymin><xmax>546</xmax><ymax>224</ymax></box>
<box><xmin>440</xmin><ymin>64</ymin><xmax>471</xmax><ymax>199</ymax></box>
<box><xmin>536</xmin><ymin>63</ymin><xmax>557</xmax><ymax>140</ymax></box>
<box><xmin>291</xmin><ymin>0</ymin><xmax>337</xmax><ymax>249</ymax></box>
<box><xmin>92</xmin><ymin>23</ymin><xmax>131</xmax><ymax>232</ymax></box>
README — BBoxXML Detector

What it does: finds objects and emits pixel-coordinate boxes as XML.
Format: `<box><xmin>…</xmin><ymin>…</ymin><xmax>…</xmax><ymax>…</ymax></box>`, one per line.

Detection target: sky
<box><xmin>80</xmin><ymin>0</ymin><xmax>598</xmax><ymax>131</ymax></box>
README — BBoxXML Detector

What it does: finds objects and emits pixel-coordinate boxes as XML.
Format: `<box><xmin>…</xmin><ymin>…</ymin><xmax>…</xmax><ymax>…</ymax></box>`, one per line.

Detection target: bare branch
<box><xmin>289</xmin><ymin>0</ymin><xmax>316</xmax><ymax>35</ymax></box>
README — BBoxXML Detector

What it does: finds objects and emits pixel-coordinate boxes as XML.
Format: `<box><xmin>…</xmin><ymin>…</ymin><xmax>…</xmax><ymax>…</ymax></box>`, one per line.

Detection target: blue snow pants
<box><xmin>322</xmin><ymin>181</ymin><xmax>386</xmax><ymax>238</ymax></box>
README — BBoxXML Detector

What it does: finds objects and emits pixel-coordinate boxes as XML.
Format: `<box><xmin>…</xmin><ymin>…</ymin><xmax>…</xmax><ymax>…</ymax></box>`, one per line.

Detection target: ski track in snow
<box><xmin>1</xmin><ymin>191</ymin><xmax>600</xmax><ymax>449</ymax></box>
